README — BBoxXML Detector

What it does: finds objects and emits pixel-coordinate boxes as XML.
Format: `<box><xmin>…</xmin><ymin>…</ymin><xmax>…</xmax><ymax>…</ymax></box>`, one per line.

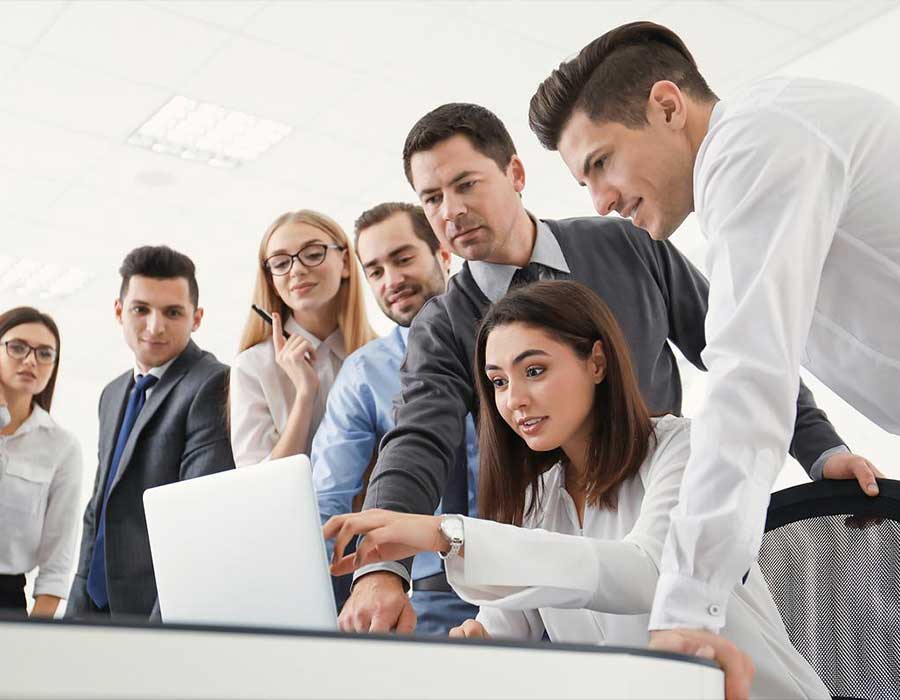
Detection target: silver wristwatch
<box><xmin>438</xmin><ymin>514</ymin><xmax>465</xmax><ymax>560</ymax></box>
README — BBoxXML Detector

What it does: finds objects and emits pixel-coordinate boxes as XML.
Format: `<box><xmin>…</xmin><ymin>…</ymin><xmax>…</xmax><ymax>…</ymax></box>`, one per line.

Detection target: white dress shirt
<box><xmin>651</xmin><ymin>77</ymin><xmax>900</xmax><ymax>633</ymax></box>
<box><xmin>446</xmin><ymin>416</ymin><xmax>829</xmax><ymax>700</ymax></box>
<box><xmin>0</xmin><ymin>405</ymin><xmax>83</xmax><ymax>598</ymax></box>
<box><xmin>230</xmin><ymin>317</ymin><xmax>347</xmax><ymax>467</ymax></box>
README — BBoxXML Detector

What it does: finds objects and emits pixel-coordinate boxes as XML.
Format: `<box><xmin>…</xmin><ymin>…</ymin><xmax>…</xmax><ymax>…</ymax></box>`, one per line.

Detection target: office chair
<box><xmin>758</xmin><ymin>478</ymin><xmax>900</xmax><ymax>700</ymax></box>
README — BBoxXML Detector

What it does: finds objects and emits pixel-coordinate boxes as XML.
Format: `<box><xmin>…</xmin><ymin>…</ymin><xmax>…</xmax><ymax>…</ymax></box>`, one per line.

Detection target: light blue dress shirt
<box><xmin>311</xmin><ymin>325</ymin><xmax>479</xmax><ymax>583</ymax></box>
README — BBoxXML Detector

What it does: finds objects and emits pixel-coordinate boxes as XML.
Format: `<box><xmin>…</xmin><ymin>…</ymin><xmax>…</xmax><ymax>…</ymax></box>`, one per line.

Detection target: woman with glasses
<box><xmin>0</xmin><ymin>306</ymin><xmax>82</xmax><ymax>617</ymax></box>
<box><xmin>323</xmin><ymin>281</ymin><xmax>829</xmax><ymax>699</ymax></box>
<box><xmin>230</xmin><ymin>209</ymin><xmax>376</xmax><ymax>467</ymax></box>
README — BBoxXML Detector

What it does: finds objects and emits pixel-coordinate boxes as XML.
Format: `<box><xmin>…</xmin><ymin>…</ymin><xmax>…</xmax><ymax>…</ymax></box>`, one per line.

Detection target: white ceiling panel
<box><xmin>461</xmin><ymin>0</ymin><xmax>667</xmax><ymax>57</ymax></box>
<box><xmin>0</xmin><ymin>54</ymin><xmax>170</xmax><ymax>139</ymax></box>
<box><xmin>728</xmin><ymin>0</ymin><xmax>895</xmax><ymax>39</ymax></box>
<box><xmin>0</xmin><ymin>1</ymin><xmax>65</xmax><ymax>48</ymax></box>
<box><xmin>148</xmin><ymin>0</ymin><xmax>266</xmax><ymax>31</ymax></box>
<box><xmin>179</xmin><ymin>35</ymin><xmax>366</xmax><ymax>127</ymax></box>
<box><xmin>0</xmin><ymin>170</ymin><xmax>70</xmax><ymax>214</ymax></box>
<box><xmin>35</xmin><ymin>1</ymin><xmax>233</xmax><ymax>89</ymax></box>
<box><xmin>0</xmin><ymin>112</ymin><xmax>113</xmax><ymax>183</ymax></box>
<box><xmin>0</xmin><ymin>43</ymin><xmax>25</xmax><ymax>81</ymax></box>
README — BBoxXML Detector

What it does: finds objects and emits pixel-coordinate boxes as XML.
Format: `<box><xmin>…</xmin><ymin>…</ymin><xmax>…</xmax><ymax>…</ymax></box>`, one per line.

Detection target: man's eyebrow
<box><xmin>129</xmin><ymin>299</ymin><xmax>187</xmax><ymax>311</ymax></box>
<box><xmin>418</xmin><ymin>170</ymin><xmax>479</xmax><ymax>198</ymax></box>
<box><xmin>363</xmin><ymin>244</ymin><xmax>418</xmax><ymax>270</ymax></box>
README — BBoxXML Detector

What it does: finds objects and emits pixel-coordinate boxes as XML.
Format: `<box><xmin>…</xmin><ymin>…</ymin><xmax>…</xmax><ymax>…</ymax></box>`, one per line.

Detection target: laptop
<box><xmin>144</xmin><ymin>455</ymin><xmax>338</xmax><ymax>631</ymax></box>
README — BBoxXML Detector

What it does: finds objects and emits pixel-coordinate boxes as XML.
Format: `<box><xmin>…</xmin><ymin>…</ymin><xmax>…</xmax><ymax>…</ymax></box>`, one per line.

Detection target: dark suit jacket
<box><xmin>66</xmin><ymin>340</ymin><xmax>235</xmax><ymax>619</ymax></box>
<box><xmin>364</xmin><ymin>216</ymin><xmax>843</xmax><ymax>534</ymax></box>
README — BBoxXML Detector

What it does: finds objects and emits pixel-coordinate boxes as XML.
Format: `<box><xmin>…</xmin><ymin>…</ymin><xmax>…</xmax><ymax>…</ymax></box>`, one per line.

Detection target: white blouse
<box><xmin>446</xmin><ymin>416</ymin><xmax>829</xmax><ymax>700</ymax></box>
<box><xmin>0</xmin><ymin>405</ymin><xmax>83</xmax><ymax>598</ymax></box>
<box><xmin>229</xmin><ymin>317</ymin><xmax>347</xmax><ymax>467</ymax></box>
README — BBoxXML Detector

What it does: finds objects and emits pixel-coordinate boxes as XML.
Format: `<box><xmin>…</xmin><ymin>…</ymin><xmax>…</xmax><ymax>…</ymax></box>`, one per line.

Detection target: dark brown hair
<box><xmin>0</xmin><ymin>306</ymin><xmax>62</xmax><ymax>412</ymax></box>
<box><xmin>474</xmin><ymin>281</ymin><xmax>654</xmax><ymax>525</ymax></box>
<box><xmin>529</xmin><ymin>21</ymin><xmax>717</xmax><ymax>150</ymax></box>
<box><xmin>119</xmin><ymin>245</ymin><xmax>199</xmax><ymax>308</ymax></box>
<box><xmin>402</xmin><ymin>103</ymin><xmax>517</xmax><ymax>186</ymax></box>
<box><xmin>353</xmin><ymin>202</ymin><xmax>440</xmax><ymax>254</ymax></box>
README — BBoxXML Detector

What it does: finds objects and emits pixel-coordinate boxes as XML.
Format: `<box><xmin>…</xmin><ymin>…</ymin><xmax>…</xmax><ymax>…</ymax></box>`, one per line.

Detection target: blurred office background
<box><xmin>1</xmin><ymin>0</ymin><xmax>898</xmax><ymax>611</ymax></box>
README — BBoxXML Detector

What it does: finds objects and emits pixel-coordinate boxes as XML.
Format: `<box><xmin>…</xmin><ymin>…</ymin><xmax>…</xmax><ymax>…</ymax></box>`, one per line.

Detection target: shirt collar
<box><xmin>469</xmin><ymin>216</ymin><xmax>571</xmax><ymax>303</ymax></box>
<box><xmin>285</xmin><ymin>316</ymin><xmax>348</xmax><ymax>361</ymax></box>
<box><xmin>396</xmin><ymin>325</ymin><xmax>410</xmax><ymax>350</ymax></box>
<box><xmin>12</xmin><ymin>403</ymin><xmax>54</xmax><ymax>436</ymax></box>
<box><xmin>133</xmin><ymin>354</ymin><xmax>177</xmax><ymax>383</ymax></box>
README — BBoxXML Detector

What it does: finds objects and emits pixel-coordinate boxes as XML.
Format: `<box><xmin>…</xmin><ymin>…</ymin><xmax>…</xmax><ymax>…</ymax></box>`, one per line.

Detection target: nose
<box><xmin>383</xmin><ymin>266</ymin><xmax>405</xmax><ymax>294</ymax></box>
<box><xmin>505</xmin><ymin>377</ymin><xmax>529</xmax><ymax>414</ymax></box>
<box><xmin>147</xmin><ymin>311</ymin><xmax>166</xmax><ymax>335</ymax></box>
<box><xmin>20</xmin><ymin>350</ymin><xmax>37</xmax><ymax>368</ymax></box>
<box><xmin>441</xmin><ymin>190</ymin><xmax>466</xmax><ymax>223</ymax></box>
<box><xmin>590</xmin><ymin>182</ymin><xmax>620</xmax><ymax>217</ymax></box>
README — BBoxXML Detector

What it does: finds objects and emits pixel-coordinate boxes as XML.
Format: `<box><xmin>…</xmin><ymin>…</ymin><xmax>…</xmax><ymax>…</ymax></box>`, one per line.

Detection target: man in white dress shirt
<box><xmin>528</xmin><ymin>20</ymin><xmax>897</xmax><ymax>698</ymax></box>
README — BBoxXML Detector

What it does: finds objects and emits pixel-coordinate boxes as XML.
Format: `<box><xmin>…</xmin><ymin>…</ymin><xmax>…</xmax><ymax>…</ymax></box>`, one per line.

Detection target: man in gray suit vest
<box><xmin>67</xmin><ymin>246</ymin><xmax>235</xmax><ymax>620</ymax></box>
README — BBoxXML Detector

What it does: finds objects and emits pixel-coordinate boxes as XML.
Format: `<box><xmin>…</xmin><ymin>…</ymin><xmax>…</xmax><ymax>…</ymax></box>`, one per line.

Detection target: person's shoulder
<box><xmin>546</xmin><ymin>215</ymin><xmax>652</xmax><ymax>251</ymax></box>
<box><xmin>232</xmin><ymin>338</ymin><xmax>274</xmax><ymax>373</ymax></box>
<box><xmin>643</xmin><ymin>415</ymin><xmax>692</xmax><ymax>471</ymax></box>
<box><xmin>33</xmin><ymin>408</ymin><xmax>81</xmax><ymax>456</ymax></box>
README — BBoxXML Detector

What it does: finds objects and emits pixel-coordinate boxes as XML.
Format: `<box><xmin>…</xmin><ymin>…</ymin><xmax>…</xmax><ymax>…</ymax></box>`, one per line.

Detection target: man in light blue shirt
<box><xmin>311</xmin><ymin>202</ymin><xmax>478</xmax><ymax>635</ymax></box>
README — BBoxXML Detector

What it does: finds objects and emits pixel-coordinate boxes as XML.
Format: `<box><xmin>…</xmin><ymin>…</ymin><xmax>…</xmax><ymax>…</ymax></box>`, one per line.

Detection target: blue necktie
<box><xmin>87</xmin><ymin>373</ymin><xmax>159</xmax><ymax>609</ymax></box>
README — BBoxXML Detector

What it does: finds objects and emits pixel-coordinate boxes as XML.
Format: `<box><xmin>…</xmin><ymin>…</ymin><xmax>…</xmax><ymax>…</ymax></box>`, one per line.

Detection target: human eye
<box><xmin>458</xmin><ymin>180</ymin><xmax>475</xmax><ymax>192</ymax></box>
<box><xmin>489</xmin><ymin>375</ymin><xmax>507</xmax><ymax>389</ymax></box>
<box><xmin>423</xmin><ymin>193</ymin><xmax>442</xmax><ymax>207</ymax></box>
<box><xmin>593</xmin><ymin>155</ymin><xmax>607</xmax><ymax>171</ymax></box>
<box><xmin>7</xmin><ymin>340</ymin><xmax>28</xmax><ymax>355</ymax></box>
<box><xmin>397</xmin><ymin>255</ymin><xmax>414</xmax><ymax>265</ymax></box>
<box><xmin>131</xmin><ymin>305</ymin><xmax>148</xmax><ymax>314</ymax></box>
<box><xmin>36</xmin><ymin>347</ymin><xmax>56</xmax><ymax>363</ymax></box>
<box><xmin>524</xmin><ymin>365</ymin><xmax>545</xmax><ymax>378</ymax></box>
<box><xmin>166</xmin><ymin>309</ymin><xmax>183</xmax><ymax>318</ymax></box>
<box><xmin>368</xmin><ymin>267</ymin><xmax>382</xmax><ymax>280</ymax></box>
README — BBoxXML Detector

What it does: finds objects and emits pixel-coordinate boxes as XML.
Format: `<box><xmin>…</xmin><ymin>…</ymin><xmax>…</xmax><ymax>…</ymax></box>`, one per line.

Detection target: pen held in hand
<box><xmin>251</xmin><ymin>304</ymin><xmax>291</xmax><ymax>340</ymax></box>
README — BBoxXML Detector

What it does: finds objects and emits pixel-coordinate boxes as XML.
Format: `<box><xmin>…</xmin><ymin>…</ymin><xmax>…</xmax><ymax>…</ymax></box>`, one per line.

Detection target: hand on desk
<box><xmin>649</xmin><ymin>629</ymin><xmax>753</xmax><ymax>700</ymax></box>
<box><xmin>822</xmin><ymin>452</ymin><xmax>884</xmax><ymax>496</ymax></box>
<box><xmin>338</xmin><ymin>571</ymin><xmax>416</xmax><ymax>634</ymax></box>
<box><xmin>323</xmin><ymin>509</ymin><xmax>445</xmax><ymax>576</ymax></box>
<box><xmin>450</xmin><ymin>619</ymin><xmax>491</xmax><ymax>640</ymax></box>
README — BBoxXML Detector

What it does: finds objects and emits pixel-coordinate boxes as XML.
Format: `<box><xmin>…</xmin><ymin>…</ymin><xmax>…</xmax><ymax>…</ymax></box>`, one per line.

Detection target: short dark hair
<box><xmin>529</xmin><ymin>21</ymin><xmax>717</xmax><ymax>150</ymax></box>
<box><xmin>119</xmin><ymin>245</ymin><xmax>199</xmax><ymax>307</ymax></box>
<box><xmin>354</xmin><ymin>202</ymin><xmax>440</xmax><ymax>255</ymax></box>
<box><xmin>0</xmin><ymin>306</ymin><xmax>61</xmax><ymax>412</ymax></box>
<box><xmin>402</xmin><ymin>103</ymin><xmax>517</xmax><ymax>186</ymax></box>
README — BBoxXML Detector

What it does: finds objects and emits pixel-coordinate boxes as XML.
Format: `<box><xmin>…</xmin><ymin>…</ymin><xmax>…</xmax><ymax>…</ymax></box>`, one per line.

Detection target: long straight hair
<box><xmin>0</xmin><ymin>306</ymin><xmax>62</xmax><ymax>412</ymax></box>
<box><xmin>238</xmin><ymin>209</ymin><xmax>376</xmax><ymax>355</ymax></box>
<box><xmin>473</xmin><ymin>281</ymin><xmax>654</xmax><ymax>526</ymax></box>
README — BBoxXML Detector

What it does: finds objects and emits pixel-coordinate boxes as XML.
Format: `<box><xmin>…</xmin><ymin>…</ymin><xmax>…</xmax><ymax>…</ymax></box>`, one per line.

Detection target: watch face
<box><xmin>441</xmin><ymin>516</ymin><xmax>464</xmax><ymax>541</ymax></box>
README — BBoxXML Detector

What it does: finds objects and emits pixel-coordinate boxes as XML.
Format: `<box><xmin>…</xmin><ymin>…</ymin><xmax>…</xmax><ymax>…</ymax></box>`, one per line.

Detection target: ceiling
<box><xmin>1</xmin><ymin>0</ymin><xmax>898</xmax><ymax>493</ymax></box>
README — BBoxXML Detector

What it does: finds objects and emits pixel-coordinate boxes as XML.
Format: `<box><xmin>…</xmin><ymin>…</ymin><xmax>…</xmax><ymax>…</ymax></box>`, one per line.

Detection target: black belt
<box><xmin>413</xmin><ymin>571</ymin><xmax>452</xmax><ymax>593</ymax></box>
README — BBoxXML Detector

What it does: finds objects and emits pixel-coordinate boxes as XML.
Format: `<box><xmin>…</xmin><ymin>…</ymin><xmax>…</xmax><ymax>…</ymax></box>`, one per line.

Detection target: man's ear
<box><xmin>437</xmin><ymin>246</ymin><xmax>452</xmax><ymax>275</ymax></box>
<box><xmin>114</xmin><ymin>298</ymin><xmax>124</xmax><ymax>326</ymax></box>
<box><xmin>507</xmin><ymin>154</ymin><xmax>526</xmax><ymax>194</ymax></box>
<box><xmin>647</xmin><ymin>80</ymin><xmax>688</xmax><ymax>130</ymax></box>
<box><xmin>590</xmin><ymin>340</ymin><xmax>607</xmax><ymax>384</ymax></box>
<box><xmin>192</xmin><ymin>307</ymin><xmax>204</xmax><ymax>332</ymax></box>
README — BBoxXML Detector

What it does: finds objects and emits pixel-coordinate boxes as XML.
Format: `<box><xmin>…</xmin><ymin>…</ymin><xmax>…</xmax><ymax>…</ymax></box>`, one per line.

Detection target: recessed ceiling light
<box><xmin>0</xmin><ymin>256</ymin><xmax>92</xmax><ymax>302</ymax></box>
<box><xmin>128</xmin><ymin>96</ymin><xmax>292</xmax><ymax>167</ymax></box>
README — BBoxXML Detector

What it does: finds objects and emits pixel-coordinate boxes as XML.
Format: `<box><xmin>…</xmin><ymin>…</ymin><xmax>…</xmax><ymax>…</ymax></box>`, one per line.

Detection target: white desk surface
<box><xmin>0</xmin><ymin>617</ymin><xmax>723</xmax><ymax>699</ymax></box>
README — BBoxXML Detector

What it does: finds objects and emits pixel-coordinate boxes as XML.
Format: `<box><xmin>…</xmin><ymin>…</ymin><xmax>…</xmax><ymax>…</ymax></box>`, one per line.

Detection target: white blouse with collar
<box><xmin>445</xmin><ymin>415</ymin><xmax>829</xmax><ymax>700</ymax></box>
<box><xmin>0</xmin><ymin>404</ymin><xmax>83</xmax><ymax>598</ymax></box>
<box><xmin>229</xmin><ymin>317</ymin><xmax>347</xmax><ymax>467</ymax></box>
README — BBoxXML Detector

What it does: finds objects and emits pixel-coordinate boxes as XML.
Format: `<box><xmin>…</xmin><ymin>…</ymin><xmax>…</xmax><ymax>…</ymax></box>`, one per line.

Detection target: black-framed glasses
<box><xmin>2</xmin><ymin>340</ymin><xmax>57</xmax><ymax>365</ymax></box>
<box><xmin>264</xmin><ymin>244</ymin><xmax>345</xmax><ymax>276</ymax></box>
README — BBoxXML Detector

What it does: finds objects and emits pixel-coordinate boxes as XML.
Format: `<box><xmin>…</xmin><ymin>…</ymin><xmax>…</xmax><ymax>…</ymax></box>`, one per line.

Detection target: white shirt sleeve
<box><xmin>445</xmin><ymin>419</ymin><xmax>691</xmax><ymax>615</ymax></box>
<box><xmin>229</xmin><ymin>353</ymin><xmax>278</xmax><ymax>467</ymax></box>
<box><xmin>475</xmin><ymin>604</ymin><xmax>546</xmax><ymax>642</ymax></box>
<box><xmin>33</xmin><ymin>434</ymin><xmax>83</xmax><ymax>598</ymax></box>
<box><xmin>650</xmin><ymin>108</ymin><xmax>847</xmax><ymax>632</ymax></box>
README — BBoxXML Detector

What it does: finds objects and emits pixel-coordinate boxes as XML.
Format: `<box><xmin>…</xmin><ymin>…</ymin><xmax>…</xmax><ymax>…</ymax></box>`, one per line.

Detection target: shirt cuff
<box><xmin>809</xmin><ymin>444</ymin><xmax>849</xmax><ymax>481</ymax></box>
<box><xmin>649</xmin><ymin>572</ymin><xmax>729</xmax><ymax>633</ymax></box>
<box><xmin>32</xmin><ymin>572</ymin><xmax>71</xmax><ymax>600</ymax></box>
<box><xmin>352</xmin><ymin>561</ymin><xmax>412</xmax><ymax>594</ymax></box>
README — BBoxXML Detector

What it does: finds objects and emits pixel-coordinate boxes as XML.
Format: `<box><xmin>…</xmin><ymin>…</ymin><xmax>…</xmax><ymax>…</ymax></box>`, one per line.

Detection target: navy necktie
<box><xmin>510</xmin><ymin>262</ymin><xmax>547</xmax><ymax>289</ymax></box>
<box><xmin>87</xmin><ymin>373</ymin><xmax>159</xmax><ymax>609</ymax></box>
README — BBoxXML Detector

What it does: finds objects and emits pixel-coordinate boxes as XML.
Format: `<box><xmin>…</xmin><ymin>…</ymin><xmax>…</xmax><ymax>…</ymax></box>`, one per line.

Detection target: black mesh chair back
<box><xmin>758</xmin><ymin>479</ymin><xmax>900</xmax><ymax>700</ymax></box>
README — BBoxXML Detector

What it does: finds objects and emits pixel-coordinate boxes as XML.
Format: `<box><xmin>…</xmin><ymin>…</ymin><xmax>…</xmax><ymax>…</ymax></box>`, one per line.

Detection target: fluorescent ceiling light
<box><xmin>0</xmin><ymin>256</ymin><xmax>92</xmax><ymax>301</ymax></box>
<box><xmin>128</xmin><ymin>96</ymin><xmax>292</xmax><ymax>167</ymax></box>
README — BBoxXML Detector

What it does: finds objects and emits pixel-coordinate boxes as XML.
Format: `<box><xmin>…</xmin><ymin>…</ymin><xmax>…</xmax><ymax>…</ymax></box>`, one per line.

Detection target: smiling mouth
<box><xmin>517</xmin><ymin>416</ymin><xmax>548</xmax><ymax>434</ymax></box>
<box><xmin>387</xmin><ymin>289</ymin><xmax>417</xmax><ymax>306</ymax></box>
<box><xmin>291</xmin><ymin>283</ymin><xmax>316</xmax><ymax>293</ymax></box>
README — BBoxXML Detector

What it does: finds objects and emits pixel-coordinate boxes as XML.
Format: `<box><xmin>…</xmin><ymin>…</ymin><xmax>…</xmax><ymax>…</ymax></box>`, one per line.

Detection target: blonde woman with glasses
<box><xmin>0</xmin><ymin>306</ymin><xmax>82</xmax><ymax>618</ymax></box>
<box><xmin>230</xmin><ymin>210</ymin><xmax>376</xmax><ymax>467</ymax></box>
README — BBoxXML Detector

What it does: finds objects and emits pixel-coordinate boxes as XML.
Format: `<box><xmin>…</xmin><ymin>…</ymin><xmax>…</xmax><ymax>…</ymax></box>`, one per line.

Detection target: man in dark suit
<box><xmin>336</xmin><ymin>103</ymin><xmax>865</xmax><ymax>634</ymax></box>
<box><xmin>67</xmin><ymin>245</ymin><xmax>234</xmax><ymax>620</ymax></box>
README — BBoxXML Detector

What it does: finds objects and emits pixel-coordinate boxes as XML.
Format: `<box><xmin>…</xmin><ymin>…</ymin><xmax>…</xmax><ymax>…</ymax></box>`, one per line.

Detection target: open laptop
<box><xmin>144</xmin><ymin>455</ymin><xmax>338</xmax><ymax>631</ymax></box>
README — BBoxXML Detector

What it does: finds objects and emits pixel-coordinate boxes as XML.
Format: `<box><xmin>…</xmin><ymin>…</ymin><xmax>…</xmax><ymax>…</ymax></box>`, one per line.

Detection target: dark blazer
<box><xmin>364</xmin><ymin>216</ymin><xmax>843</xmax><ymax>526</ymax></box>
<box><xmin>66</xmin><ymin>340</ymin><xmax>235</xmax><ymax>619</ymax></box>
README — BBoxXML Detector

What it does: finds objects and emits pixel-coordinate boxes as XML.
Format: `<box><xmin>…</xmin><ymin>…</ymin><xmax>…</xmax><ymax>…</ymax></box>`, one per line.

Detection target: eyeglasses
<box><xmin>264</xmin><ymin>244</ymin><xmax>345</xmax><ymax>276</ymax></box>
<box><xmin>2</xmin><ymin>340</ymin><xmax>58</xmax><ymax>365</ymax></box>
